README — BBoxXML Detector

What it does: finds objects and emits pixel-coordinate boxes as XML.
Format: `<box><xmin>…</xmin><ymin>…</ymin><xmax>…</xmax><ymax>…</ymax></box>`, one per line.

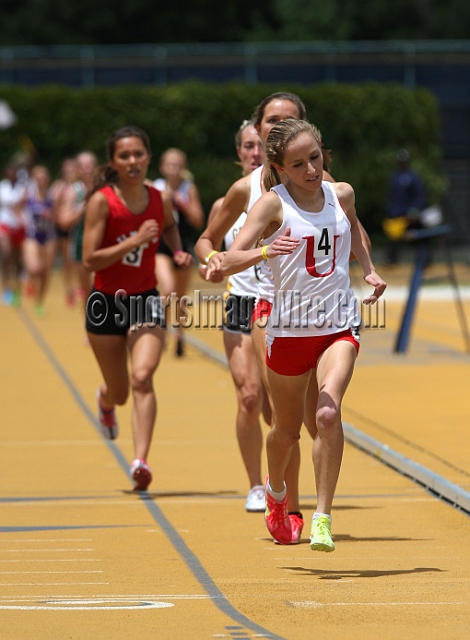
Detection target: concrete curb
<box><xmin>343</xmin><ymin>423</ymin><xmax>470</xmax><ymax>515</ymax></box>
<box><xmin>383</xmin><ymin>285</ymin><xmax>470</xmax><ymax>302</ymax></box>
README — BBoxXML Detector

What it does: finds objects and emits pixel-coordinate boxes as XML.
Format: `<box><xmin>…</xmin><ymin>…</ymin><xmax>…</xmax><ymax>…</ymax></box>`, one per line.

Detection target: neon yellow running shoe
<box><xmin>310</xmin><ymin>515</ymin><xmax>335</xmax><ymax>552</ymax></box>
<box><xmin>34</xmin><ymin>304</ymin><xmax>45</xmax><ymax>318</ymax></box>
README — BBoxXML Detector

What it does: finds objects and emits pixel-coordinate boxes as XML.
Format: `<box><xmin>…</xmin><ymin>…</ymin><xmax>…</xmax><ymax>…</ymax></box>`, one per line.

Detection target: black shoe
<box><xmin>175</xmin><ymin>338</ymin><xmax>184</xmax><ymax>357</ymax></box>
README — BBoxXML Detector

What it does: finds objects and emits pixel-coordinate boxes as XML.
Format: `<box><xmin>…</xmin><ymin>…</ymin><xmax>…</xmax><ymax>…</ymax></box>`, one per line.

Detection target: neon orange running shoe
<box><xmin>97</xmin><ymin>390</ymin><xmax>119</xmax><ymax>440</ymax></box>
<box><xmin>274</xmin><ymin>513</ymin><xmax>304</xmax><ymax>545</ymax></box>
<box><xmin>264</xmin><ymin>476</ymin><xmax>291</xmax><ymax>545</ymax></box>
<box><xmin>130</xmin><ymin>459</ymin><xmax>152</xmax><ymax>491</ymax></box>
<box><xmin>289</xmin><ymin>513</ymin><xmax>304</xmax><ymax>544</ymax></box>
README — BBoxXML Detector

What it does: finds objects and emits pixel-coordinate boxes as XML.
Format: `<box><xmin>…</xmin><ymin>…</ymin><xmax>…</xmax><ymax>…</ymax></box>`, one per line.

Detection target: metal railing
<box><xmin>1</xmin><ymin>40</ymin><xmax>470</xmax><ymax>87</ymax></box>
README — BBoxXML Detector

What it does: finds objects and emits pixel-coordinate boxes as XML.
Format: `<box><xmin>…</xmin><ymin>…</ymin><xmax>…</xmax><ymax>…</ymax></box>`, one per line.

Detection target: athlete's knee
<box><xmin>238</xmin><ymin>385</ymin><xmax>262</xmax><ymax>415</ymax></box>
<box><xmin>131</xmin><ymin>371</ymin><xmax>153</xmax><ymax>395</ymax></box>
<box><xmin>316</xmin><ymin>404</ymin><xmax>340</xmax><ymax>431</ymax></box>
<box><xmin>270</xmin><ymin>425</ymin><xmax>301</xmax><ymax>449</ymax></box>
<box><xmin>28</xmin><ymin>265</ymin><xmax>43</xmax><ymax>278</ymax></box>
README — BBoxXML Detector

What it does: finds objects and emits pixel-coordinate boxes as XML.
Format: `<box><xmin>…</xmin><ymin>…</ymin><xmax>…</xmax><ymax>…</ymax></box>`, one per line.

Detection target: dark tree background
<box><xmin>0</xmin><ymin>0</ymin><xmax>277</xmax><ymax>45</ymax></box>
<box><xmin>1</xmin><ymin>0</ymin><xmax>470</xmax><ymax>45</ymax></box>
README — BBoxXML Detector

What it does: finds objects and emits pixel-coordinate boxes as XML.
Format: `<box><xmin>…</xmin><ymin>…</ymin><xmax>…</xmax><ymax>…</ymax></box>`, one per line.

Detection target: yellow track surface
<box><xmin>1</xmin><ymin>267</ymin><xmax>469</xmax><ymax>639</ymax></box>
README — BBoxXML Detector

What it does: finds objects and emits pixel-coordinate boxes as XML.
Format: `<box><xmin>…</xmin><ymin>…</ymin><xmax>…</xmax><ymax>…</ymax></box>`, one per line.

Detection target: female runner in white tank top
<box><xmin>196</xmin><ymin>97</ymin><xmax>308</xmax><ymax>539</ymax></box>
<box><xmin>220</xmin><ymin>119</ymin><xmax>386</xmax><ymax>549</ymax></box>
<box><xmin>199</xmin><ymin>120</ymin><xmax>271</xmax><ymax>514</ymax></box>
<box><xmin>198</xmin><ymin>93</ymin><xmax>368</xmax><ymax>544</ymax></box>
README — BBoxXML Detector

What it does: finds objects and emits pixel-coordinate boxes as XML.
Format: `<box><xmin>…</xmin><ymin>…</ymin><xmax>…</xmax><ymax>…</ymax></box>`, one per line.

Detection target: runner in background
<box><xmin>0</xmin><ymin>162</ymin><xmax>27</xmax><ymax>306</ymax></box>
<box><xmin>22</xmin><ymin>165</ymin><xmax>56</xmax><ymax>317</ymax></box>
<box><xmin>154</xmin><ymin>148</ymin><xmax>204</xmax><ymax>357</ymax></box>
<box><xmin>57</xmin><ymin>151</ymin><xmax>97</xmax><ymax>344</ymax></box>
<box><xmin>50</xmin><ymin>157</ymin><xmax>79</xmax><ymax>307</ymax></box>
<box><xmin>200</xmin><ymin>119</ymin><xmax>272</xmax><ymax>514</ymax></box>
<box><xmin>82</xmin><ymin>126</ymin><xmax>192</xmax><ymax>491</ymax></box>
<box><xmin>57</xmin><ymin>151</ymin><xmax>97</xmax><ymax>307</ymax></box>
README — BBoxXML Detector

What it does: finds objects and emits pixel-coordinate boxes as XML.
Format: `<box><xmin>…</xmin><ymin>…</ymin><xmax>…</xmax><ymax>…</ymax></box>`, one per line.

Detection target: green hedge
<box><xmin>0</xmin><ymin>82</ymin><xmax>445</xmax><ymax>234</ymax></box>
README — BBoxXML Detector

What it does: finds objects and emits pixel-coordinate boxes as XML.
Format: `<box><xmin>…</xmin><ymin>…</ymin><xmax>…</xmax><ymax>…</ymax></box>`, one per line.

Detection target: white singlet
<box><xmin>153</xmin><ymin>177</ymin><xmax>192</xmax><ymax>225</ymax></box>
<box><xmin>264</xmin><ymin>181</ymin><xmax>360</xmax><ymax>338</ymax></box>
<box><xmin>257</xmin><ymin>248</ymin><xmax>275</xmax><ymax>304</ymax></box>
<box><xmin>224</xmin><ymin>166</ymin><xmax>264</xmax><ymax>298</ymax></box>
<box><xmin>0</xmin><ymin>179</ymin><xmax>26</xmax><ymax>229</ymax></box>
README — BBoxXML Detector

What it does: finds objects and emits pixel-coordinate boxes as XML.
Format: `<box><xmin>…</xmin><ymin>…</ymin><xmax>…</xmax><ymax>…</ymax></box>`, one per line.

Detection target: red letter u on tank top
<box><xmin>303</xmin><ymin>233</ymin><xmax>339</xmax><ymax>278</ymax></box>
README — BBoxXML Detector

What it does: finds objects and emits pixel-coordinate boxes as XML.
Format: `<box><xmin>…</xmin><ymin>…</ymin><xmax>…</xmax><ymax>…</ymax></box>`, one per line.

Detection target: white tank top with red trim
<box><xmin>265</xmin><ymin>181</ymin><xmax>360</xmax><ymax>338</ymax></box>
<box><xmin>224</xmin><ymin>165</ymin><xmax>263</xmax><ymax>297</ymax></box>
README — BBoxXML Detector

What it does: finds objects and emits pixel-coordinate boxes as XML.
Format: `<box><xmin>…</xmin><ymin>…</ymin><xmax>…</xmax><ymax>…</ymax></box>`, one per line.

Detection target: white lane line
<box><xmin>0</xmin><ymin>603</ymin><xmax>173</xmax><ymax>610</ymax></box>
<box><xmin>0</xmin><ymin>440</ymin><xmax>116</xmax><ymax>447</ymax></box>
<box><xmin>0</xmin><ymin>559</ymin><xmax>100</xmax><ymax>563</ymax></box>
<box><xmin>0</xmin><ymin>582</ymin><xmax>109</xmax><ymax>586</ymax></box>
<box><xmin>1</xmin><ymin>549</ymin><xmax>95</xmax><ymax>553</ymax></box>
<box><xmin>0</xmin><ymin>594</ymin><xmax>213</xmax><ymax>600</ymax></box>
<box><xmin>0</xmin><ymin>539</ymin><xmax>93</xmax><ymax>543</ymax></box>
<box><xmin>0</xmin><ymin>594</ymin><xmax>212</xmax><ymax>609</ymax></box>
<box><xmin>290</xmin><ymin>601</ymin><xmax>467</xmax><ymax>607</ymax></box>
<box><xmin>5</xmin><ymin>501</ymin><xmax>147</xmax><ymax>507</ymax></box>
<box><xmin>278</xmin><ymin>557</ymin><xmax>459</xmax><ymax>560</ymax></box>
<box><xmin>0</xmin><ymin>571</ymin><xmax>103</xmax><ymax>575</ymax></box>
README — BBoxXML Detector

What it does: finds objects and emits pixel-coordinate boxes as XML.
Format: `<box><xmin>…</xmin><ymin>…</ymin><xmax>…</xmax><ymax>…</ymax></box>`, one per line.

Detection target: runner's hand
<box><xmin>363</xmin><ymin>271</ymin><xmax>387</xmax><ymax>305</ymax></box>
<box><xmin>266</xmin><ymin>227</ymin><xmax>300</xmax><ymax>258</ymax></box>
<box><xmin>205</xmin><ymin>251</ymin><xmax>226</xmax><ymax>281</ymax></box>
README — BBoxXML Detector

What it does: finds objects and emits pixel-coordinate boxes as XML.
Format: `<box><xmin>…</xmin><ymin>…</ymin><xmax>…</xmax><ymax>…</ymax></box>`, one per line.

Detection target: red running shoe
<box><xmin>264</xmin><ymin>476</ymin><xmax>292</xmax><ymax>545</ymax></box>
<box><xmin>289</xmin><ymin>513</ymin><xmax>304</xmax><ymax>544</ymax></box>
<box><xmin>65</xmin><ymin>290</ymin><xmax>75</xmax><ymax>307</ymax></box>
<box><xmin>97</xmin><ymin>390</ymin><xmax>119</xmax><ymax>440</ymax></box>
<box><xmin>130</xmin><ymin>459</ymin><xmax>152</xmax><ymax>491</ymax></box>
<box><xmin>25</xmin><ymin>280</ymin><xmax>35</xmax><ymax>297</ymax></box>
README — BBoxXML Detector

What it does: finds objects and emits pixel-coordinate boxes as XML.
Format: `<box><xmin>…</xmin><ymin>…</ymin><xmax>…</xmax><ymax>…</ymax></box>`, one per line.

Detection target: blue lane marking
<box><xmin>19</xmin><ymin>308</ymin><xmax>286</xmax><ymax>640</ymax></box>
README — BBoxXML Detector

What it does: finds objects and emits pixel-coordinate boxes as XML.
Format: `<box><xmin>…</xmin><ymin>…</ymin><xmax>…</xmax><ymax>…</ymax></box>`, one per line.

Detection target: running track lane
<box><xmin>17</xmin><ymin>307</ymin><xmax>286</xmax><ymax>640</ymax></box>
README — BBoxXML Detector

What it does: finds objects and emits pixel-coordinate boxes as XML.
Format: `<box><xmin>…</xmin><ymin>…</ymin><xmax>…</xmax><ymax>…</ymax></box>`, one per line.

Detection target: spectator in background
<box><xmin>153</xmin><ymin>148</ymin><xmax>204</xmax><ymax>357</ymax></box>
<box><xmin>383</xmin><ymin>149</ymin><xmax>426</xmax><ymax>266</ymax></box>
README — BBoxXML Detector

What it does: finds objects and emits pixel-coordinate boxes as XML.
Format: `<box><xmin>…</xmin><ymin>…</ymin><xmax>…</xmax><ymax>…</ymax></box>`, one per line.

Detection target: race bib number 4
<box><xmin>302</xmin><ymin>226</ymin><xmax>339</xmax><ymax>278</ymax></box>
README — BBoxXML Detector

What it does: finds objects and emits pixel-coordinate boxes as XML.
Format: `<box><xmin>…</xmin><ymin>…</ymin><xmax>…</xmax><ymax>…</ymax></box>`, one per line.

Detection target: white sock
<box><xmin>313</xmin><ymin>512</ymin><xmax>332</xmax><ymax>524</ymax></box>
<box><xmin>267</xmin><ymin>481</ymin><xmax>287</xmax><ymax>502</ymax></box>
